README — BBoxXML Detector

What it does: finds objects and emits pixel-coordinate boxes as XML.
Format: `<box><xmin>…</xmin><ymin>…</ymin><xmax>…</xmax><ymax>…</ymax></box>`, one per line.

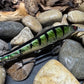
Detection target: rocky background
<box><xmin>0</xmin><ymin>0</ymin><xmax>84</xmax><ymax>84</ymax></box>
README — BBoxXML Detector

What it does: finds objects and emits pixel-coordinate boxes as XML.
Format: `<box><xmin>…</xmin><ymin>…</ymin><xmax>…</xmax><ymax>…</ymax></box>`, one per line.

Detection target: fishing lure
<box><xmin>0</xmin><ymin>25</ymin><xmax>79</xmax><ymax>64</ymax></box>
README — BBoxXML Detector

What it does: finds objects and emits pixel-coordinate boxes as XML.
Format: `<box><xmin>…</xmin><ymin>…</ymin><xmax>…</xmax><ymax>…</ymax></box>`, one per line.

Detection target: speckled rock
<box><xmin>36</xmin><ymin>10</ymin><xmax>62</xmax><ymax>26</ymax></box>
<box><xmin>22</xmin><ymin>15</ymin><xmax>42</xmax><ymax>32</ymax></box>
<box><xmin>0</xmin><ymin>66</ymin><xmax>6</xmax><ymax>84</ymax></box>
<box><xmin>59</xmin><ymin>39</ymin><xmax>84</xmax><ymax>79</ymax></box>
<box><xmin>0</xmin><ymin>21</ymin><xmax>24</xmax><ymax>39</ymax></box>
<box><xmin>10</xmin><ymin>27</ymin><xmax>34</xmax><ymax>45</ymax></box>
<box><xmin>0</xmin><ymin>39</ymin><xmax>9</xmax><ymax>55</ymax></box>
<box><xmin>33</xmin><ymin>59</ymin><xmax>80</xmax><ymax>84</ymax></box>
<box><xmin>67</xmin><ymin>10</ymin><xmax>84</xmax><ymax>23</ymax></box>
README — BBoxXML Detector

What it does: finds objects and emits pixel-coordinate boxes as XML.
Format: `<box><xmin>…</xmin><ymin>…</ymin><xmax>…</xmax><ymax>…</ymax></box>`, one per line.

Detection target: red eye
<box><xmin>73</xmin><ymin>26</ymin><xmax>77</xmax><ymax>30</ymax></box>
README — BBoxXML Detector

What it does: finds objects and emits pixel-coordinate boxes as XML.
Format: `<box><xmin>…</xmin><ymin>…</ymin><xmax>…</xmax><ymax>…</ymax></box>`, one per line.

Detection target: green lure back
<box><xmin>0</xmin><ymin>25</ymin><xmax>77</xmax><ymax>63</ymax></box>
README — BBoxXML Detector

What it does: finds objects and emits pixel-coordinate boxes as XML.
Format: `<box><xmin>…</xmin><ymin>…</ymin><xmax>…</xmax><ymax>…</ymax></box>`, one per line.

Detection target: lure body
<box><xmin>0</xmin><ymin>25</ymin><xmax>77</xmax><ymax>63</ymax></box>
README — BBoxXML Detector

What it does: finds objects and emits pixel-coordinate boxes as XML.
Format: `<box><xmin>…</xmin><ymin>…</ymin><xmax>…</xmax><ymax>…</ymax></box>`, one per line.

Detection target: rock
<box><xmin>61</xmin><ymin>14</ymin><xmax>68</xmax><ymax>25</ymax></box>
<box><xmin>33</xmin><ymin>59</ymin><xmax>80</xmax><ymax>84</ymax></box>
<box><xmin>46</xmin><ymin>0</ymin><xmax>59</xmax><ymax>6</ymax></box>
<box><xmin>59</xmin><ymin>39</ymin><xmax>84</xmax><ymax>79</ymax></box>
<box><xmin>36</xmin><ymin>10</ymin><xmax>62</xmax><ymax>26</ymax></box>
<box><xmin>52</xmin><ymin>14</ymin><xmax>68</xmax><ymax>27</ymax></box>
<box><xmin>74</xmin><ymin>0</ymin><xmax>82</xmax><ymax>4</ymax></box>
<box><xmin>7</xmin><ymin>57</ymin><xmax>35</xmax><ymax>81</ymax></box>
<box><xmin>52</xmin><ymin>22</ymin><xmax>62</xmax><ymax>26</ymax></box>
<box><xmin>0</xmin><ymin>21</ymin><xmax>24</xmax><ymax>39</ymax></box>
<box><xmin>10</xmin><ymin>27</ymin><xmax>34</xmax><ymax>45</ymax></box>
<box><xmin>0</xmin><ymin>39</ymin><xmax>8</xmax><ymax>50</ymax></box>
<box><xmin>0</xmin><ymin>66</ymin><xmax>6</xmax><ymax>84</ymax></box>
<box><xmin>0</xmin><ymin>39</ymin><xmax>9</xmax><ymax>55</ymax></box>
<box><xmin>25</xmin><ymin>0</ymin><xmax>39</xmax><ymax>16</ymax></box>
<box><xmin>22</xmin><ymin>15</ymin><xmax>42</xmax><ymax>32</ymax></box>
<box><xmin>67</xmin><ymin>10</ymin><xmax>84</xmax><ymax>23</ymax></box>
<box><xmin>78</xmin><ymin>3</ymin><xmax>84</xmax><ymax>12</ymax></box>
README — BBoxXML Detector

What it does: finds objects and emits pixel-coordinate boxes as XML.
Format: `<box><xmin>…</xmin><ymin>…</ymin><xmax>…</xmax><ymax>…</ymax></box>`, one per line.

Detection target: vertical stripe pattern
<box><xmin>0</xmin><ymin>25</ymin><xmax>77</xmax><ymax>63</ymax></box>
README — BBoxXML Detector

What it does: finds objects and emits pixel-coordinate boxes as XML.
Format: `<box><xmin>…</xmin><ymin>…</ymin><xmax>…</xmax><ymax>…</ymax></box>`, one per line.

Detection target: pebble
<box><xmin>67</xmin><ymin>10</ymin><xmax>84</xmax><ymax>23</ymax></box>
<box><xmin>0</xmin><ymin>21</ymin><xmax>24</xmax><ymax>39</ymax></box>
<box><xmin>7</xmin><ymin>57</ymin><xmax>35</xmax><ymax>81</ymax></box>
<box><xmin>33</xmin><ymin>59</ymin><xmax>80</xmax><ymax>84</ymax></box>
<box><xmin>52</xmin><ymin>14</ymin><xmax>68</xmax><ymax>26</ymax></box>
<box><xmin>22</xmin><ymin>15</ymin><xmax>42</xmax><ymax>32</ymax></box>
<box><xmin>52</xmin><ymin>22</ymin><xmax>62</xmax><ymax>26</ymax></box>
<box><xmin>78</xmin><ymin>3</ymin><xmax>84</xmax><ymax>12</ymax></box>
<box><xmin>61</xmin><ymin>14</ymin><xmax>68</xmax><ymax>25</ymax></box>
<box><xmin>10</xmin><ymin>27</ymin><xmax>34</xmax><ymax>45</ymax></box>
<box><xmin>59</xmin><ymin>39</ymin><xmax>84</xmax><ymax>79</ymax></box>
<box><xmin>36</xmin><ymin>9</ymin><xmax>62</xmax><ymax>26</ymax></box>
<box><xmin>0</xmin><ymin>66</ymin><xmax>6</xmax><ymax>84</ymax></box>
<box><xmin>0</xmin><ymin>39</ymin><xmax>9</xmax><ymax>55</ymax></box>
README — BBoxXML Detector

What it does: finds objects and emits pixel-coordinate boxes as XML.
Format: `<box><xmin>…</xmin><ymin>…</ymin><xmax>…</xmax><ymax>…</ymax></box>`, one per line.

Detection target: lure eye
<box><xmin>73</xmin><ymin>26</ymin><xmax>77</xmax><ymax>30</ymax></box>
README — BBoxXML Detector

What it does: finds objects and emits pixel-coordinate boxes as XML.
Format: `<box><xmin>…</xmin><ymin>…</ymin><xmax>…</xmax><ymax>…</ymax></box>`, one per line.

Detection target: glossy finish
<box><xmin>0</xmin><ymin>25</ymin><xmax>77</xmax><ymax>63</ymax></box>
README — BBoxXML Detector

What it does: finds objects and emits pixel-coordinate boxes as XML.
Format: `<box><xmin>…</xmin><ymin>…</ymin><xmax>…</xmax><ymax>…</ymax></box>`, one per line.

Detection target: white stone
<box><xmin>33</xmin><ymin>59</ymin><xmax>80</xmax><ymax>84</ymax></box>
<box><xmin>11</xmin><ymin>27</ymin><xmax>34</xmax><ymax>45</ymax></box>
<box><xmin>22</xmin><ymin>15</ymin><xmax>42</xmax><ymax>32</ymax></box>
<box><xmin>68</xmin><ymin>10</ymin><xmax>84</xmax><ymax>23</ymax></box>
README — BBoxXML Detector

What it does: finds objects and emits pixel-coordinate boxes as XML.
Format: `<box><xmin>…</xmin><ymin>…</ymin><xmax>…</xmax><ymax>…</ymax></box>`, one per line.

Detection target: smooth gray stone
<box><xmin>0</xmin><ymin>21</ymin><xmax>24</xmax><ymax>39</ymax></box>
<box><xmin>59</xmin><ymin>39</ymin><xmax>84</xmax><ymax>79</ymax></box>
